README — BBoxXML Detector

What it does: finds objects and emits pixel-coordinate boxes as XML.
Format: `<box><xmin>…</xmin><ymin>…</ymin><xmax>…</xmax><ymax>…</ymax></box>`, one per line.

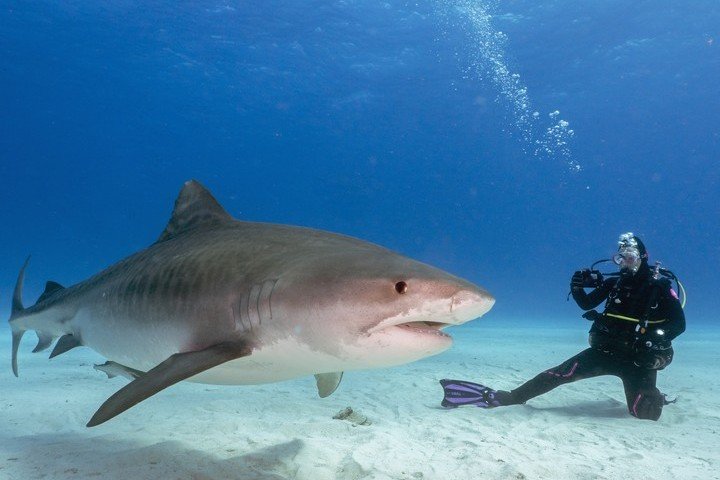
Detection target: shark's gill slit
<box><xmin>231</xmin><ymin>303</ymin><xmax>239</xmax><ymax>332</ymax></box>
<box><xmin>239</xmin><ymin>293</ymin><xmax>250</xmax><ymax>331</ymax></box>
<box><xmin>248</xmin><ymin>283</ymin><xmax>262</xmax><ymax>329</ymax></box>
<box><xmin>258</xmin><ymin>279</ymin><xmax>277</xmax><ymax>323</ymax></box>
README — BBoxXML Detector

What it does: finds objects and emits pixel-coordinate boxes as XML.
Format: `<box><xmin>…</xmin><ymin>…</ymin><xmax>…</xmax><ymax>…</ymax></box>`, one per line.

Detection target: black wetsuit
<box><xmin>500</xmin><ymin>265</ymin><xmax>686</xmax><ymax>420</ymax></box>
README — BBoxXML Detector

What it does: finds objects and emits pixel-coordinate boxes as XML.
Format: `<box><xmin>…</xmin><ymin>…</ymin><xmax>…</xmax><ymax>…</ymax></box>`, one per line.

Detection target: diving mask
<box><xmin>614</xmin><ymin>232</ymin><xmax>643</xmax><ymax>274</ymax></box>
<box><xmin>613</xmin><ymin>248</ymin><xmax>642</xmax><ymax>273</ymax></box>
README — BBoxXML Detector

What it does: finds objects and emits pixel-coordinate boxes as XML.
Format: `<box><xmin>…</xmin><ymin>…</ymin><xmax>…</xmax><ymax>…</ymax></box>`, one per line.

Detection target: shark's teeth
<box><xmin>396</xmin><ymin>322</ymin><xmax>451</xmax><ymax>337</ymax></box>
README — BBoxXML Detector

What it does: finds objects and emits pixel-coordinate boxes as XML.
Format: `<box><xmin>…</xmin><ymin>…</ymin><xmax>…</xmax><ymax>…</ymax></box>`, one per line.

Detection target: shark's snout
<box><xmin>450</xmin><ymin>288</ymin><xmax>495</xmax><ymax>323</ymax></box>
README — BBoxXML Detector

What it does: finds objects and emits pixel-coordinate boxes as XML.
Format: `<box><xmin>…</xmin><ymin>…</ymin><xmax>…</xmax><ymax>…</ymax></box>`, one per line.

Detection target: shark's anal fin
<box><xmin>87</xmin><ymin>341</ymin><xmax>254</xmax><ymax>427</ymax></box>
<box><xmin>50</xmin><ymin>334</ymin><xmax>82</xmax><ymax>359</ymax></box>
<box><xmin>314</xmin><ymin>372</ymin><xmax>344</xmax><ymax>398</ymax></box>
<box><xmin>94</xmin><ymin>361</ymin><xmax>144</xmax><ymax>380</ymax></box>
<box><xmin>32</xmin><ymin>333</ymin><xmax>54</xmax><ymax>353</ymax></box>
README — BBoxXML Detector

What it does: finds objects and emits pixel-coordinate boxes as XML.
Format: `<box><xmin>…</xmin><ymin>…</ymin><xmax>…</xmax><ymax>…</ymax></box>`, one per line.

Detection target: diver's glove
<box><xmin>572</xmin><ymin>269</ymin><xmax>604</xmax><ymax>291</ymax></box>
<box><xmin>582</xmin><ymin>309</ymin><xmax>603</xmax><ymax>322</ymax></box>
<box><xmin>571</xmin><ymin>270</ymin><xmax>585</xmax><ymax>291</ymax></box>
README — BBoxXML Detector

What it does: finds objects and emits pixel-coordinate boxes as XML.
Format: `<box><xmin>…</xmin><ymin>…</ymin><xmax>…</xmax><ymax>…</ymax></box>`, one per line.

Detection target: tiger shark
<box><xmin>8</xmin><ymin>180</ymin><xmax>494</xmax><ymax>427</ymax></box>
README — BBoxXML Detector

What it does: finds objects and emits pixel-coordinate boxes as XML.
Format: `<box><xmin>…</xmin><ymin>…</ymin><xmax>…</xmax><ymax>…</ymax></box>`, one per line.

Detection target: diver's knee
<box><xmin>629</xmin><ymin>392</ymin><xmax>663</xmax><ymax>421</ymax></box>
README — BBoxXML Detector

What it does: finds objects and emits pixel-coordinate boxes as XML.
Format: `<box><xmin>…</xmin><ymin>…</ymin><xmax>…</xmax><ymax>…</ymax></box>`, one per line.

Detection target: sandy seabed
<box><xmin>1</xmin><ymin>323</ymin><xmax>718</xmax><ymax>480</ymax></box>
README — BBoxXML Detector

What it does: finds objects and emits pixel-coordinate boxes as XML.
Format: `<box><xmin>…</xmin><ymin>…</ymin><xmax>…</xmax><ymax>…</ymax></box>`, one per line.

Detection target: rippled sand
<box><xmin>1</xmin><ymin>323</ymin><xmax>717</xmax><ymax>480</ymax></box>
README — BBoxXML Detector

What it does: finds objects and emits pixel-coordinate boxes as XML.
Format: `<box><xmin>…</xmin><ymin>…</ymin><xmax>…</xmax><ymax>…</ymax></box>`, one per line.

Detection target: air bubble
<box><xmin>439</xmin><ymin>1</ymin><xmax>579</xmax><ymax>171</ymax></box>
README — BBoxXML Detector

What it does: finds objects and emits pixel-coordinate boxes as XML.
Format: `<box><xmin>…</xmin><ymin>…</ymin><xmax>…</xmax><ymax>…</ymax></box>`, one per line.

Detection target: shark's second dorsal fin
<box><xmin>157</xmin><ymin>180</ymin><xmax>233</xmax><ymax>243</ymax></box>
<box><xmin>37</xmin><ymin>280</ymin><xmax>65</xmax><ymax>304</ymax></box>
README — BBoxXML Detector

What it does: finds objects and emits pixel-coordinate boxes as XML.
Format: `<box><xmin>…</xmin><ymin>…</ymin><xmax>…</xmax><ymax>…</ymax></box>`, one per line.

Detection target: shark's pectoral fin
<box><xmin>314</xmin><ymin>372</ymin><xmax>344</xmax><ymax>398</ymax></box>
<box><xmin>87</xmin><ymin>341</ymin><xmax>253</xmax><ymax>427</ymax></box>
<box><xmin>94</xmin><ymin>361</ymin><xmax>145</xmax><ymax>380</ymax></box>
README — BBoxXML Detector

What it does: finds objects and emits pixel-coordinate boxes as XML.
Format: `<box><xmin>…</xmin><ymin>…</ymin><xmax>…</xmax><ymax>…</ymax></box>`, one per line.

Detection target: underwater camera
<box><xmin>579</xmin><ymin>268</ymin><xmax>604</xmax><ymax>288</ymax></box>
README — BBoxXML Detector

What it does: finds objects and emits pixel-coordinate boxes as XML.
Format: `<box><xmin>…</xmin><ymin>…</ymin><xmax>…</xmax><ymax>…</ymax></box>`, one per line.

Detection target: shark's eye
<box><xmin>395</xmin><ymin>281</ymin><xmax>408</xmax><ymax>294</ymax></box>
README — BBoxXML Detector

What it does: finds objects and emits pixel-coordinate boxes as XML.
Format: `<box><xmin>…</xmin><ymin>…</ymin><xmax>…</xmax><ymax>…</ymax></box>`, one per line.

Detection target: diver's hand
<box><xmin>571</xmin><ymin>271</ymin><xmax>585</xmax><ymax>291</ymax></box>
<box><xmin>582</xmin><ymin>310</ymin><xmax>602</xmax><ymax>322</ymax></box>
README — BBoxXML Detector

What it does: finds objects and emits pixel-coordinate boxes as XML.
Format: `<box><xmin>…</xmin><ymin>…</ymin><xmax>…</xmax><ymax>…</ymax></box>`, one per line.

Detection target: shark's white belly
<box><xmin>188</xmin><ymin>338</ymin><xmax>349</xmax><ymax>385</ymax></box>
<box><xmin>76</xmin><ymin>309</ymin><xmax>436</xmax><ymax>386</ymax></box>
<box><xmin>74</xmin><ymin>310</ymin><xmax>189</xmax><ymax>370</ymax></box>
<box><xmin>76</xmin><ymin>310</ymin><xmax>356</xmax><ymax>385</ymax></box>
<box><xmin>188</xmin><ymin>332</ymin><xmax>440</xmax><ymax>385</ymax></box>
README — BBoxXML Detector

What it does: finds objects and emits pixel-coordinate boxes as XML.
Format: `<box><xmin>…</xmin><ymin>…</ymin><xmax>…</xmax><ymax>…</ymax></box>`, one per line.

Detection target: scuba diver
<box><xmin>441</xmin><ymin>232</ymin><xmax>686</xmax><ymax>421</ymax></box>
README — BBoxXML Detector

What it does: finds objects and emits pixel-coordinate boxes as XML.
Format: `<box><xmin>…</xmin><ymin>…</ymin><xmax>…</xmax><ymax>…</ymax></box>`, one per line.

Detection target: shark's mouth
<box><xmin>395</xmin><ymin>321</ymin><xmax>451</xmax><ymax>337</ymax></box>
<box><xmin>368</xmin><ymin>310</ymin><xmax>458</xmax><ymax>337</ymax></box>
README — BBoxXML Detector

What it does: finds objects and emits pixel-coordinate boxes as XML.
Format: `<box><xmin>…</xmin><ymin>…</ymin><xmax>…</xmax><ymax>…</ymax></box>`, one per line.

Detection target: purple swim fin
<box><xmin>440</xmin><ymin>379</ymin><xmax>503</xmax><ymax>408</ymax></box>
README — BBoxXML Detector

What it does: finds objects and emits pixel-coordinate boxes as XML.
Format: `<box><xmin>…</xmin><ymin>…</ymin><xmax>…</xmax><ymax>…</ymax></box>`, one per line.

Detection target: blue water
<box><xmin>1</xmin><ymin>0</ymin><xmax>718</xmax><ymax>326</ymax></box>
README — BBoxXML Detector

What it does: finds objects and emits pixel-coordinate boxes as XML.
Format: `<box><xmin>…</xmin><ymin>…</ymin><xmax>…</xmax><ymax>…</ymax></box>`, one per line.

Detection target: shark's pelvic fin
<box><xmin>87</xmin><ymin>340</ymin><xmax>254</xmax><ymax>427</ymax></box>
<box><xmin>156</xmin><ymin>180</ymin><xmax>233</xmax><ymax>243</ymax></box>
<box><xmin>315</xmin><ymin>372</ymin><xmax>344</xmax><ymax>398</ymax></box>
<box><xmin>49</xmin><ymin>334</ymin><xmax>83</xmax><ymax>358</ymax></box>
<box><xmin>94</xmin><ymin>361</ymin><xmax>144</xmax><ymax>380</ymax></box>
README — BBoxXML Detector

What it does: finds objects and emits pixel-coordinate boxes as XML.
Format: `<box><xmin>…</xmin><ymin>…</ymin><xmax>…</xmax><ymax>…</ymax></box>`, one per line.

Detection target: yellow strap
<box><xmin>605</xmin><ymin>313</ymin><xmax>666</xmax><ymax>324</ymax></box>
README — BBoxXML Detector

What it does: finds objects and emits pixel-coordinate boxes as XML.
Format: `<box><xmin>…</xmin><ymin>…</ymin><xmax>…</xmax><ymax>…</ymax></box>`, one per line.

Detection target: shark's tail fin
<box><xmin>10</xmin><ymin>256</ymin><xmax>31</xmax><ymax>377</ymax></box>
<box><xmin>10</xmin><ymin>258</ymin><xmax>74</xmax><ymax>377</ymax></box>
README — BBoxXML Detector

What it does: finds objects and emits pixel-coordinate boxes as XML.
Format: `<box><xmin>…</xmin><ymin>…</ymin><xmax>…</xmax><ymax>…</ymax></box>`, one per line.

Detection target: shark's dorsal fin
<box><xmin>37</xmin><ymin>280</ymin><xmax>65</xmax><ymax>304</ymax></box>
<box><xmin>157</xmin><ymin>180</ymin><xmax>233</xmax><ymax>243</ymax></box>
